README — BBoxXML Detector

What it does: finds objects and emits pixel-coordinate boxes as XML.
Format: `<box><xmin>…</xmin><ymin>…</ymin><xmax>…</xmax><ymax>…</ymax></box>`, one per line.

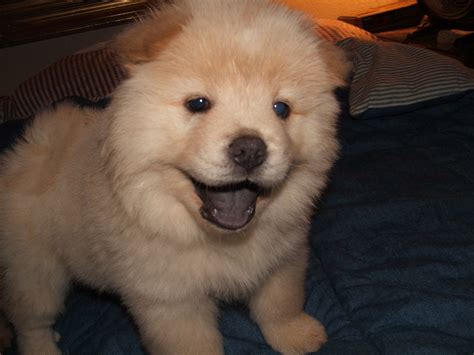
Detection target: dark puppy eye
<box><xmin>273</xmin><ymin>101</ymin><xmax>290</xmax><ymax>119</ymax></box>
<box><xmin>186</xmin><ymin>97</ymin><xmax>211</xmax><ymax>113</ymax></box>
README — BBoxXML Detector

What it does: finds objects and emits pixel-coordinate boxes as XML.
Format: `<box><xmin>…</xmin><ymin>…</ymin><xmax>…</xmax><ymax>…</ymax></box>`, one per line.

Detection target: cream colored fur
<box><xmin>0</xmin><ymin>0</ymin><xmax>349</xmax><ymax>354</ymax></box>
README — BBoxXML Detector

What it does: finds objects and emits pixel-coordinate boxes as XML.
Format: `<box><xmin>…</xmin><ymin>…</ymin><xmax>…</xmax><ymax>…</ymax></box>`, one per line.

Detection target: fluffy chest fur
<box><xmin>56</xmin><ymin>164</ymin><xmax>308</xmax><ymax>303</ymax></box>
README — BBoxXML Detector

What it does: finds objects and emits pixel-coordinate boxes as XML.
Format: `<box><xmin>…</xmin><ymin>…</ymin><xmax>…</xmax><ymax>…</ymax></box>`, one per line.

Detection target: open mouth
<box><xmin>193</xmin><ymin>179</ymin><xmax>263</xmax><ymax>231</ymax></box>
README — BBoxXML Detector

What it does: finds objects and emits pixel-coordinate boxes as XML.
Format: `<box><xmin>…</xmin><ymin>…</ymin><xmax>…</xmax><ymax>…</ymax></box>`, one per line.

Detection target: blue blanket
<box><xmin>2</xmin><ymin>89</ymin><xmax>473</xmax><ymax>354</ymax></box>
<box><xmin>310</xmin><ymin>90</ymin><xmax>474</xmax><ymax>355</ymax></box>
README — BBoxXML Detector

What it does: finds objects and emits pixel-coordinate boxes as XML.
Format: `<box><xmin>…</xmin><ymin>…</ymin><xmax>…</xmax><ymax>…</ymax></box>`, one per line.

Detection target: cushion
<box><xmin>0</xmin><ymin>47</ymin><xmax>126</xmax><ymax>122</ymax></box>
<box><xmin>0</xmin><ymin>19</ymin><xmax>375</xmax><ymax>123</ymax></box>
<box><xmin>339</xmin><ymin>38</ymin><xmax>474</xmax><ymax>118</ymax></box>
<box><xmin>315</xmin><ymin>19</ymin><xmax>379</xmax><ymax>43</ymax></box>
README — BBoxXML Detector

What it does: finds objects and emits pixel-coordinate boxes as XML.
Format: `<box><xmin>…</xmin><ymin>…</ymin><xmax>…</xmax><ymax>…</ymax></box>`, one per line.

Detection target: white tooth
<box><xmin>246</xmin><ymin>206</ymin><xmax>254</xmax><ymax>214</ymax></box>
<box><xmin>212</xmin><ymin>208</ymin><xmax>218</xmax><ymax>216</ymax></box>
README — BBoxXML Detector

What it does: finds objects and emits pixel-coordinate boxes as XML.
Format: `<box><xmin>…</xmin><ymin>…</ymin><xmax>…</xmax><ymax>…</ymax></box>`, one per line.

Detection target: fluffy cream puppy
<box><xmin>0</xmin><ymin>0</ymin><xmax>349</xmax><ymax>354</ymax></box>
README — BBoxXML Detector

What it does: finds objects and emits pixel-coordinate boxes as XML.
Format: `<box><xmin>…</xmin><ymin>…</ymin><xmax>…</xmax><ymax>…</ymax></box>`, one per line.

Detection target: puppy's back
<box><xmin>0</xmin><ymin>104</ymin><xmax>99</xmax><ymax>196</ymax></box>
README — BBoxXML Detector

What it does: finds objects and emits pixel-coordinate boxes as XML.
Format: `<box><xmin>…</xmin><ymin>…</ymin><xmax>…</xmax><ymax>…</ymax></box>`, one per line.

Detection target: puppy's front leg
<box><xmin>127</xmin><ymin>296</ymin><xmax>223</xmax><ymax>355</ymax></box>
<box><xmin>249</xmin><ymin>247</ymin><xmax>327</xmax><ymax>355</ymax></box>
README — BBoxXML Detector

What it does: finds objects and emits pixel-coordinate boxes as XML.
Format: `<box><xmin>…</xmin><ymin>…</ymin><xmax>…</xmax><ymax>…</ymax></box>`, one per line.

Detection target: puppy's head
<box><xmin>104</xmin><ymin>0</ymin><xmax>349</xmax><ymax>242</ymax></box>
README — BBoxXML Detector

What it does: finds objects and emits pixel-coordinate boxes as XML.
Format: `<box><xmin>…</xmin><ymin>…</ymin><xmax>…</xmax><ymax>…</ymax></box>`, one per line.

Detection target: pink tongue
<box><xmin>198</xmin><ymin>186</ymin><xmax>258</xmax><ymax>230</ymax></box>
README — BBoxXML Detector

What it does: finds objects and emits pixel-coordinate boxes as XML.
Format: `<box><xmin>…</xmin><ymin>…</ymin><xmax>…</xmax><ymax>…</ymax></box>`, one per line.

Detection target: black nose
<box><xmin>228</xmin><ymin>135</ymin><xmax>267</xmax><ymax>172</ymax></box>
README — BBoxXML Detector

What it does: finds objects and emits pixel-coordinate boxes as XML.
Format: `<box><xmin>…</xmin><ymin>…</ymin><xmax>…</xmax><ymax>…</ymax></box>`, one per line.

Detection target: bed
<box><xmin>1</xmin><ymin>18</ymin><xmax>474</xmax><ymax>355</ymax></box>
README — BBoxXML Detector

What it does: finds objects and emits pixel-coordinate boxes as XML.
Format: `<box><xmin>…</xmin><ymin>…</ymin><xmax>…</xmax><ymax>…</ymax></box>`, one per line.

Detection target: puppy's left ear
<box><xmin>318</xmin><ymin>40</ymin><xmax>352</xmax><ymax>88</ymax></box>
<box><xmin>294</xmin><ymin>13</ymin><xmax>352</xmax><ymax>88</ymax></box>
<box><xmin>112</xmin><ymin>2</ymin><xmax>189</xmax><ymax>69</ymax></box>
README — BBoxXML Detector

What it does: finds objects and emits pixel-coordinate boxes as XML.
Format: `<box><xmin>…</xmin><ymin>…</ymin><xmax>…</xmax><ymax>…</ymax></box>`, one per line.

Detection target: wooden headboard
<box><xmin>0</xmin><ymin>0</ymin><xmax>158</xmax><ymax>48</ymax></box>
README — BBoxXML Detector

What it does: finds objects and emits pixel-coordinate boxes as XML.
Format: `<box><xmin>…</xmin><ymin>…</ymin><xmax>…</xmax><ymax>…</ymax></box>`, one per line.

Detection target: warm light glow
<box><xmin>280</xmin><ymin>0</ymin><xmax>414</xmax><ymax>19</ymax></box>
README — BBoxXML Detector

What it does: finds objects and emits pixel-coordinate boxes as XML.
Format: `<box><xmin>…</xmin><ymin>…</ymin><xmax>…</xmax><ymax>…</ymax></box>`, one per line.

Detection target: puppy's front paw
<box><xmin>18</xmin><ymin>330</ymin><xmax>62</xmax><ymax>355</ymax></box>
<box><xmin>19</xmin><ymin>340</ymin><xmax>61</xmax><ymax>355</ymax></box>
<box><xmin>261</xmin><ymin>312</ymin><xmax>327</xmax><ymax>355</ymax></box>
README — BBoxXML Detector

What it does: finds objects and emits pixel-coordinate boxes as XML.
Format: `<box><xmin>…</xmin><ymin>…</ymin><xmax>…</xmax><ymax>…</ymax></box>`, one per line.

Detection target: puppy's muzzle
<box><xmin>228</xmin><ymin>135</ymin><xmax>267</xmax><ymax>173</ymax></box>
<box><xmin>192</xmin><ymin>135</ymin><xmax>268</xmax><ymax>231</ymax></box>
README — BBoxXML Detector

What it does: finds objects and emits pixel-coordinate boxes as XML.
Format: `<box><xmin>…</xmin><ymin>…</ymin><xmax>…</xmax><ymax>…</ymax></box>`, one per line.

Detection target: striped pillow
<box><xmin>339</xmin><ymin>38</ymin><xmax>474</xmax><ymax>118</ymax></box>
<box><xmin>0</xmin><ymin>20</ymin><xmax>376</xmax><ymax>123</ymax></box>
<box><xmin>315</xmin><ymin>19</ymin><xmax>379</xmax><ymax>43</ymax></box>
<box><xmin>0</xmin><ymin>47</ymin><xmax>126</xmax><ymax>122</ymax></box>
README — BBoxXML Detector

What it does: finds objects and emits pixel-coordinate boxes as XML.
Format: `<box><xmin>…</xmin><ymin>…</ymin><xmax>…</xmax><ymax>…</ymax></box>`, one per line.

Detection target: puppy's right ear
<box><xmin>112</xmin><ymin>2</ymin><xmax>188</xmax><ymax>68</ymax></box>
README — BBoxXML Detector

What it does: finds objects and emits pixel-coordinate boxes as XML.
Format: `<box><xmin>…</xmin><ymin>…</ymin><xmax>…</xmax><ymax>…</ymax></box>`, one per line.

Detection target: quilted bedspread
<box><xmin>1</xmin><ymin>89</ymin><xmax>473</xmax><ymax>354</ymax></box>
<box><xmin>3</xmin><ymin>28</ymin><xmax>474</xmax><ymax>354</ymax></box>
